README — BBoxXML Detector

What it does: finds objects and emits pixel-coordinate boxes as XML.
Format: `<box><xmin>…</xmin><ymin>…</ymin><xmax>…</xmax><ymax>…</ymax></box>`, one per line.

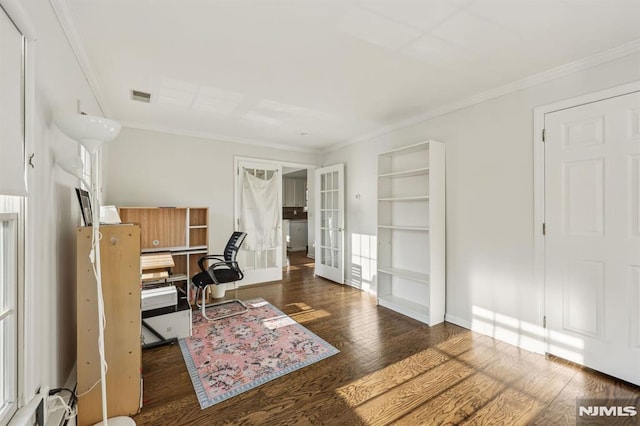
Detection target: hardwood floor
<box><xmin>286</xmin><ymin>250</ymin><xmax>313</xmax><ymax>266</ymax></box>
<box><xmin>134</xmin><ymin>262</ymin><xmax>640</xmax><ymax>425</ymax></box>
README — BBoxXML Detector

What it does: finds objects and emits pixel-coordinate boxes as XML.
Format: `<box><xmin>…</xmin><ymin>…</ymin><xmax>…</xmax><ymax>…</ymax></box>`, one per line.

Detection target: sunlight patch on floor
<box><xmin>284</xmin><ymin>264</ymin><xmax>314</xmax><ymax>271</ymax></box>
<box><xmin>286</xmin><ymin>302</ymin><xmax>313</xmax><ymax>310</ymax></box>
<box><xmin>262</xmin><ymin>315</ymin><xmax>297</xmax><ymax>330</ymax></box>
<box><xmin>348</xmin><ymin>358</ymin><xmax>475</xmax><ymax>424</ymax></box>
<box><xmin>289</xmin><ymin>309</ymin><xmax>332</xmax><ymax>323</ymax></box>
<box><xmin>335</xmin><ymin>346</ymin><xmax>453</xmax><ymax>408</ymax></box>
<box><xmin>286</xmin><ymin>301</ymin><xmax>332</xmax><ymax>323</ymax></box>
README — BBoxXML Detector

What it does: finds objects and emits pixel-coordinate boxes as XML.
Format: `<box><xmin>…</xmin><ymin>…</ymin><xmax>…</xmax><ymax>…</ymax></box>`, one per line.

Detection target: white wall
<box><xmin>322</xmin><ymin>52</ymin><xmax>640</xmax><ymax>352</ymax></box>
<box><xmin>104</xmin><ymin>128</ymin><xmax>319</xmax><ymax>252</ymax></box>
<box><xmin>1</xmin><ymin>0</ymin><xmax>105</xmax><ymax>409</ymax></box>
<box><xmin>306</xmin><ymin>169</ymin><xmax>315</xmax><ymax>258</ymax></box>
<box><xmin>323</xmin><ymin>143</ymin><xmax>379</xmax><ymax>291</ymax></box>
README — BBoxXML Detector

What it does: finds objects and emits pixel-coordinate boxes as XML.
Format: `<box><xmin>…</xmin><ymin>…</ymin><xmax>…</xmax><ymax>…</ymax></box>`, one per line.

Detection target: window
<box><xmin>0</xmin><ymin>3</ymin><xmax>28</xmax><ymax>423</ymax></box>
<box><xmin>80</xmin><ymin>145</ymin><xmax>92</xmax><ymax>191</ymax></box>
<box><xmin>0</xmin><ymin>212</ymin><xmax>18</xmax><ymax>425</ymax></box>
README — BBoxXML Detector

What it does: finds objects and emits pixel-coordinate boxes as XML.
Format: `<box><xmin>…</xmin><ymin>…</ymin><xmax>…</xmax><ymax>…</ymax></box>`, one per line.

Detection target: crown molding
<box><xmin>324</xmin><ymin>38</ymin><xmax>640</xmax><ymax>153</ymax></box>
<box><xmin>49</xmin><ymin>0</ymin><xmax>110</xmax><ymax>117</ymax></box>
<box><xmin>43</xmin><ymin>2</ymin><xmax>640</xmax><ymax>154</ymax></box>
<box><xmin>120</xmin><ymin>121</ymin><xmax>323</xmax><ymax>154</ymax></box>
<box><xmin>1</xmin><ymin>0</ymin><xmax>37</xmax><ymax>40</ymax></box>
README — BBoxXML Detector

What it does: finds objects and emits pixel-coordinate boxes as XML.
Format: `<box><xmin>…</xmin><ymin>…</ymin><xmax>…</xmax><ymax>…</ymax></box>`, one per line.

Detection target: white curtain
<box><xmin>240</xmin><ymin>169</ymin><xmax>280</xmax><ymax>250</ymax></box>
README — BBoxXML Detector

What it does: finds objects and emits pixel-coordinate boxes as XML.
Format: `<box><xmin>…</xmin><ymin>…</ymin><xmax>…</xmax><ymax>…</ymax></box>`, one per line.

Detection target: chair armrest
<box><xmin>198</xmin><ymin>255</ymin><xmax>225</xmax><ymax>271</ymax></box>
<box><xmin>206</xmin><ymin>261</ymin><xmax>243</xmax><ymax>283</ymax></box>
<box><xmin>208</xmin><ymin>261</ymin><xmax>240</xmax><ymax>271</ymax></box>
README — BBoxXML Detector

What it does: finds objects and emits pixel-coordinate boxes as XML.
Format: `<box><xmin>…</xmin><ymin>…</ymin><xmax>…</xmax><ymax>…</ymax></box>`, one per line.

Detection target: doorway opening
<box><xmin>282</xmin><ymin>166</ymin><xmax>315</xmax><ymax>270</ymax></box>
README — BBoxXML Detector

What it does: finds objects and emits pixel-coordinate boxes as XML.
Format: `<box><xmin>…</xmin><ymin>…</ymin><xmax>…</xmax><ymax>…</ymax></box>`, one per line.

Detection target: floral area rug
<box><xmin>179</xmin><ymin>298</ymin><xmax>340</xmax><ymax>409</ymax></box>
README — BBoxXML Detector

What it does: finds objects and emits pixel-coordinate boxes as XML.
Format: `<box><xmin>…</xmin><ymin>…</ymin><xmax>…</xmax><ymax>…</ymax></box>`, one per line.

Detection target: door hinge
<box><xmin>542</xmin><ymin>222</ymin><xmax>546</xmax><ymax>235</ymax></box>
<box><xmin>542</xmin><ymin>128</ymin><xmax>546</xmax><ymax>142</ymax></box>
<box><xmin>543</xmin><ymin>316</ymin><xmax>547</xmax><ymax>328</ymax></box>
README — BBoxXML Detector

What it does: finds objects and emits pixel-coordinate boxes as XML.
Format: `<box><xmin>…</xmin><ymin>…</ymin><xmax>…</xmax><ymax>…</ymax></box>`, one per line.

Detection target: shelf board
<box><xmin>378</xmin><ymin>167</ymin><xmax>429</xmax><ymax>178</ymax></box>
<box><xmin>378</xmin><ymin>196</ymin><xmax>429</xmax><ymax>202</ymax></box>
<box><xmin>379</xmin><ymin>141</ymin><xmax>430</xmax><ymax>157</ymax></box>
<box><xmin>142</xmin><ymin>246</ymin><xmax>208</xmax><ymax>254</ymax></box>
<box><xmin>142</xmin><ymin>246</ymin><xmax>189</xmax><ymax>253</ymax></box>
<box><xmin>378</xmin><ymin>267</ymin><xmax>429</xmax><ymax>284</ymax></box>
<box><xmin>377</xmin><ymin>295</ymin><xmax>429</xmax><ymax>323</ymax></box>
<box><xmin>141</xmin><ymin>274</ymin><xmax>189</xmax><ymax>287</ymax></box>
<box><xmin>378</xmin><ymin>225</ymin><xmax>429</xmax><ymax>231</ymax></box>
<box><xmin>172</xmin><ymin>249</ymin><xmax>208</xmax><ymax>256</ymax></box>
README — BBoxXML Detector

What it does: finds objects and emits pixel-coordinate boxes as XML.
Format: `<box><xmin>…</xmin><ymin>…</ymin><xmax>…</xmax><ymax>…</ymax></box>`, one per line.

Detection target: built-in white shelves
<box><xmin>378</xmin><ymin>225</ymin><xmax>429</xmax><ymax>231</ymax></box>
<box><xmin>378</xmin><ymin>196</ymin><xmax>429</xmax><ymax>202</ymax></box>
<box><xmin>376</xmin><ymin>140</ymin><xmax>445</xmax><ymax>326</ymax></box>
<box><xmin>377</xmin><ymin>295</ymin><xmax>431</xmax><ymax>323</ymax></box>
<box><xmin>379</xmin><ymin>141</ymin><xmax>433</xmax><ymax>157</ymax></box>
<box><xmin>378</xmin><ymin>266</ymin><xmax>429</xmax><ymax>284</ymax></box>
<box><xmin>378</xmin><ymin>167</ymin><xmax>430</xmax><ymax>179</ymax></box>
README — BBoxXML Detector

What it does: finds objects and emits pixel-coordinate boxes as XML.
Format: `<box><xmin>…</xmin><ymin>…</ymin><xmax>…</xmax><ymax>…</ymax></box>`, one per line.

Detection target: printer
<box><xmin>141</xmin><ymin>286</ymin><xmax>177</xmax><ymax>311</ymax></box>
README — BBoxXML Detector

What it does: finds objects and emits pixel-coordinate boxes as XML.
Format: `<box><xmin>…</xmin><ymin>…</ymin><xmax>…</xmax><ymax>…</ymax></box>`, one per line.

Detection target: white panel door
<box><xmin>235</xmin><ymin>160</ymin><xmax>283</xmax><ymax>285</ymax></box>
<box><xmin>315</xmin><ymin>164</ymin><xmax>344</xmax><ymax>284</ymax></box>
<box><xmin>545</xmin><ymin>91</ymin><xmax>640</xmax><ymax>385</ymax></box>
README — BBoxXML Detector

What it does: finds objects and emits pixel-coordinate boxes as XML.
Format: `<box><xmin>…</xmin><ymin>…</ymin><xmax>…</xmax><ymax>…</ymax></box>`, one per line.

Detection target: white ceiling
<box><xmin>61</xmin><ymin>0</ymin><xmax>640</xmax><ymax>152</ymax></box>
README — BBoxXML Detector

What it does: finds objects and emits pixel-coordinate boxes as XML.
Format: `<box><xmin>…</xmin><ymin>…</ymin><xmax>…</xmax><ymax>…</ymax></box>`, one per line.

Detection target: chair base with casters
<box><xmin>191</xmin><ymin>231</ymin><xmax>248</xmax><ymax>321</ymax></box>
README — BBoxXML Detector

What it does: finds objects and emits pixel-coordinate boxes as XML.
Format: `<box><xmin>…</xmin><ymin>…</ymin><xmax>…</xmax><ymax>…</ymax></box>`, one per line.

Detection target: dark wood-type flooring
<box><xmin>286</xmin><ymin>251</ymin><xmax>314</xmax><ymax>266</ymax></box>
<box><xmin>135</xmin><ymin>257</ymin><xmax>640</xmax><ymax>425</ymax></box>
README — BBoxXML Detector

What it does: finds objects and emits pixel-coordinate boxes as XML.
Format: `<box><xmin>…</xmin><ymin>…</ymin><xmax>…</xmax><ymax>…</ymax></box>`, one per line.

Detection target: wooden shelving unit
<box><xmin>118</xmin><ymin>207</ymin><xmax>209</xmax><ymax>300</ymax></box>
<box><xmin>76</xmin><ymin>225</ymin><xmax>141</xmax><ymax>425</ymax></box>
<box><xmin>377</xmin><ymin>140</ymin><xmax>445</xmax><ymax>325</ymax></box>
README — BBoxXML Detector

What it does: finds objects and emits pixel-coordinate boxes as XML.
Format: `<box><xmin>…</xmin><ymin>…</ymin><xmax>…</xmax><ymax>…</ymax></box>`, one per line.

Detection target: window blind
<box><xmin>0</xmin><ymin>7</ymin><xmax>26</xmax><ymax>197</ymax></box>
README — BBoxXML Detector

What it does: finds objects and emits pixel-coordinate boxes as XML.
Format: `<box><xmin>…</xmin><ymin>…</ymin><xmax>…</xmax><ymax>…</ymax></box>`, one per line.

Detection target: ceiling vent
<box><xmin>131</xmin><ymin>90</ymin><xmax>151</xmax><ymax>103</ymax></box>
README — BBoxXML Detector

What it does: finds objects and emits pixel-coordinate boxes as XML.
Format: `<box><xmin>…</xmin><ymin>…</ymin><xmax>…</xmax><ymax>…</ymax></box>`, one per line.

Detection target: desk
<box><xmin>140</xmin><ymin>252</ymin><xmax>192</xmax><ymax>348</ymax></box>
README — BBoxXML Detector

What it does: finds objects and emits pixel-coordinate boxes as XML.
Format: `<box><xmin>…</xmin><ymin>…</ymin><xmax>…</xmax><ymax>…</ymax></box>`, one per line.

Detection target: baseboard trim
<box><xmin>445</xmin><ymin>313</ymin><xmax>545</xmax><ymax>355</ymax></box>
<box><xmin>444</xmin><ymin>314</ymin><xmax>471</xmax><ymax>330</ymax></box>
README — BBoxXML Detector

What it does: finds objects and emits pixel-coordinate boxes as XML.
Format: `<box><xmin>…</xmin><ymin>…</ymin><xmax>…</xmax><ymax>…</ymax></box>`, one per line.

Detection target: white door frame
<box><xmin>314</xmin><ymin>163</ymin><xmax>345</xmax><ymax>284</ymax></box>
<box><xmin>533</xmin><ymin>80</ymin><xmax>640</xmax><ymax>351</ymax></box>
<box><xmin>278</xmin><ymin>160</ymin><xmax>318</xmax><ymax>260</ymax></box>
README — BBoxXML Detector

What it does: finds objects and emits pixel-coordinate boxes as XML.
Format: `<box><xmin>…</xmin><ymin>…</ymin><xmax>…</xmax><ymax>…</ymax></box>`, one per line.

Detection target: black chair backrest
<box><xmin>224</xmin><ymin>231</ymin><xmax>247</xmax><ymax>263</ymax></box>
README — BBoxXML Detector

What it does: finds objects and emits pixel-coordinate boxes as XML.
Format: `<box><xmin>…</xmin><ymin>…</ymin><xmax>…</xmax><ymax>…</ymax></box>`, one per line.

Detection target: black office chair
<box><xmin>191</xmin><ymin>231</ymin><xmax>248</xmax><ymax>320</ymax></box>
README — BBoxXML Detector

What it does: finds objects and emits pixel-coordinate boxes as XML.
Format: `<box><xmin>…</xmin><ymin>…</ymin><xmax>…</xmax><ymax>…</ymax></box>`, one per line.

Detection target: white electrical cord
<box><xmin>88</xmin><ymin>150</ymin><xmax>110</xmax><ymax>426</ymax></box>
<box><xmin>47</xmin><ymin>395</ymin><xmax>77</xmax><ymax>421</ymax></box>
<box><xmin>90</xmin><ymin>231</ymin><xmax>109</xmax><ymax>375</ymax></box>
<box><xmin>74</xmin><ymin>170</ymin><xmax>110</xmax><ymax>409</ymax></box>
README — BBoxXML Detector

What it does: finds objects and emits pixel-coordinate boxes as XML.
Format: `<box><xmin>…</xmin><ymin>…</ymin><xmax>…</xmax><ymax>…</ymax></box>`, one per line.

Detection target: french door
<box><xmin>544</xmin><ymin>90</ymin><xmax>640</xmax><ymax>385</ymax></box>
<box><xmin>234</xmin><ymin>159</ymin><xmax>283</xmax><ymax>285</ymax></box>
<box><xmin>314</xmin><ymin>164</ymin><xmax>344</xmax><ymax>284</ymax></box>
